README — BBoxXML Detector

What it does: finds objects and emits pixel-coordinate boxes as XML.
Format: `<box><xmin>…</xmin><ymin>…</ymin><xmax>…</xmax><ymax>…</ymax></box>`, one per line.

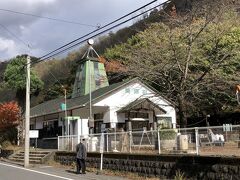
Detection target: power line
<box><xmin>38</xmin><ymin>0</ymin><xmax>167</xmax><ymax>60</ymax></box>
<box><xmin>36</xmin><ymin>0</ymin><xmax>170</xmax><ymax>64</ymax></box>
<box><xmin>0</xmin><ymin>8</ymin><xmax>97</xmax><ymax>28</ymax></box>
<box><xmin>0</xmin><ymin>23</ymin><xmax>30</xmax><ymax>49</ymax></box>
<box><xmin>37</xmin><ymin>1</ymin><xmax>170</xmax><ymax>63</ymax></box>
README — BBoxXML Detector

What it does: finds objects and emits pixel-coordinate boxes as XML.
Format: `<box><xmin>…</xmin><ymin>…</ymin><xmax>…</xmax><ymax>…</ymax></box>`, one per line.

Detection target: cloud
<box><xmin>0</xmin><ymin>0</ymin><xmax>57</xmax><ymax>36</ymax></box>
<box><xmin>0</xmin><ymin>0</ymin><xmax>57</xmax><ymax>60</ymax></box>
<box><xmin>0</xmin><ymin>0</ymin><xmax>162</xmax><ymax>61</ymax></box>
<box><xmin>0</xmin><ymin>37</ymin><xmax>18</xmax><ymax>59</ymax></box>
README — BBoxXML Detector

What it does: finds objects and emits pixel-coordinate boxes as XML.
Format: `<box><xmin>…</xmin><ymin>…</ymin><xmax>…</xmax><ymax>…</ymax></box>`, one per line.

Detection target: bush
<box><xmin>159</xmin><ymin>129</ymin><xmax>177</xmax><ymax>140</ymax></box>
<box><xmin>0</xmin><ymin>127</ymin><xmax>17</xmax><ymax>145</ymax></box>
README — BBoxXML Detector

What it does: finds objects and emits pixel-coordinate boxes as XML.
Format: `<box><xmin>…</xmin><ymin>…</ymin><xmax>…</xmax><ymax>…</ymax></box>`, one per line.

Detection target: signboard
<box><xmin>223</xmin><ymin>124</ymin><xmax>232</xmax><ymax>132</ymax></box>
<box><xmin>60</xmin><ymin>103</ymin><xmax>66</xmax><ymax>110</ymax></box>
<box><xmin>99</xmin><ymin>133</ymin><xmax>104</xmax><ymax>154</ymax></box>
<box><xmin>29</xmin><ymin>130</ymin><xmax>39</xmax><ymax>138</ymax></box>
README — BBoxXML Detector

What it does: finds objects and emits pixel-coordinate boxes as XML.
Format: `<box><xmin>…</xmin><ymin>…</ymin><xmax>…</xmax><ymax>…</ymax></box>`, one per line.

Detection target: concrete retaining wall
<box><xmin>54</xmin><ymin>152</ymin><xmax>240</xmax><ymax>179</ymax></box>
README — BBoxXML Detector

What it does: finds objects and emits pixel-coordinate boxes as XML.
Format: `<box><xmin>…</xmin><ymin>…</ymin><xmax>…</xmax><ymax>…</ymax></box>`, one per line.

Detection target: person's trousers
<box><xmin>80</xmin><ymin>159</ymin><xmax>86</xmax><ymax>173</ymax></box>
<box><xmin>76</xmin><ymin>158</ymin><xmax>81</xmax><ymax>174</ymax></box>
<box><xmin>76</xmin><ymin>158</ymin><xmax>86</xmax><ymax>173</ymax></box>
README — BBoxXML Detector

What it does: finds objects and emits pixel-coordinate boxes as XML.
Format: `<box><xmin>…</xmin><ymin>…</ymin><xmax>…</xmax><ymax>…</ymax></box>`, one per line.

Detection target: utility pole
<box><xmin>89</xmin><ymin>57</ymin><xmax>93</xmax><ymax>134</ymax></box>
<box><xmin>63</xmin><ymin>88</ymin><xmax>68</xmax><ymax>136</ymax></box>
<box><xmin>24</xmin><ymin>55</ymin><xmax>30</xmax><ymax>168</ymax></box>
<box><xmin>63</xmin><ymin>88</ymin><xmax>69</xmax><ymax>150</ymax></box>
<box><xmin>87</xmin><ymin>39</ymin><xmax>94</xmax><ymax>134</ymax></box>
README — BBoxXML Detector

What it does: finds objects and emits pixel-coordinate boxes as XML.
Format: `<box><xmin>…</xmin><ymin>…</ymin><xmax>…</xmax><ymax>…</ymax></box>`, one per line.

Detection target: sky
<box><xmin>0</xmin><ymin>0</ymin><xmax>166</xmax><ymax>61</ymax></box>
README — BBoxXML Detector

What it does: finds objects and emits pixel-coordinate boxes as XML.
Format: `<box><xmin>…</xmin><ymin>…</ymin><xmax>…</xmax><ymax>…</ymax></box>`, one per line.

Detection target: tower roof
<box><xmin>71</xmin><ymin>42</ymin><xmax>109</xmax><ymax>98</ymax></box>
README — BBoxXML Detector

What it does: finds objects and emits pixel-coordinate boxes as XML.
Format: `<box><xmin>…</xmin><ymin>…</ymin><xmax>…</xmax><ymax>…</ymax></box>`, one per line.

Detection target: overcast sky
<box><xmin>0</xmin><ymin>0</ymin><xmax>166</xmax><ymax>61</ymax></box>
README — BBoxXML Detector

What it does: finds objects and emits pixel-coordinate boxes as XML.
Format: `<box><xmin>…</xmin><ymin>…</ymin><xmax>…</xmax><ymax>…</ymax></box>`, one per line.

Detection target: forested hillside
<box><xmin>0</xmin><ymin>0</ymin><xmax>239</xmax><ymax>125</ymax></box>
<box><xmin>0</xmin><ymin>0</ymin><xmax>179</xmax><ymax>105</ymax></box>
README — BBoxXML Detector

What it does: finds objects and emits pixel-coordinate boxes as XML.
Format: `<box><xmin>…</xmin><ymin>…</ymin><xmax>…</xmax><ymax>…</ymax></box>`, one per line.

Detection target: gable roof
<box><xmin>31</xmin><ymin>78</ymin><xmax>134</xmax><ymax>118</ymax></box>
<box><xmin>117</xmin><ymin>98</ymin><xmax>167</xmax><ymax>113</ymax></box>
<box><xmin>30</xmin><ymin>78</ymin><xmax>173</xmax><ymax>118</ymax></box>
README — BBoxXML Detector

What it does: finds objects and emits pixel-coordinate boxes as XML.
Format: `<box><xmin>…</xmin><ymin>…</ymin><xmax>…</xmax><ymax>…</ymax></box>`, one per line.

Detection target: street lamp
<box><xmin>87</xmin><ymin>39</ymin><xmax>95</xmax><ymax>134</ymax></box>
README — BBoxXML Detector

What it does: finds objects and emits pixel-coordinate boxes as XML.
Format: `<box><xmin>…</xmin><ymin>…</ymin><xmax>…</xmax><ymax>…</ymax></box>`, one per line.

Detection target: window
<box><xmin>94</xmin><ymin>121</ymin><xmax>103</xmax><ymax>133</ymax></box>
<box><xmin>134</xmin><ymin>88</ymin><xmax>139</xmax><ymax>94</ymax></box>
<box><xmin>117</xmin><ymin>123</ymin><xmax>126</xmax><ymax>130</ymax></box>
<box><xmin>43</xmin><ymin>121</ymin><xmax>56</xmax><ymax>130</ymax></box>
<box><xmin>41</xmin><ymin>120</ymin><xmax>59</xmax><ymax>138</ymax></box>
<box><xmin>94</xmin><ymin>113</ymin><xmax>104</xmax><ymax>120</ymax></box>
<box><xmin>125</xmin><ymin>88</ymin><xmax>130</xmax><ymax>94</ymax></box>
<box><xmin>127</xmin><ymin>112</ymin><xmax>149</xmax><ymax>119</ymax></box>
<box><xmin>157</xmin><ymin>117</ymin><xmax>172</xmax><ymax>129</ymax></box>
<box><xmin>142</xmin><ymin>90</ymin><xmax>147</xmax><ymax>95</ymax></box>
<box><xmin>131</xmin><ymin>121</ymin><xmax>149</xmax><ymax>131</ymax></box>
<box><xmin>30</xmin><ymin>124</ymin><xmax>35</xmax><ymax>130</ymax></box>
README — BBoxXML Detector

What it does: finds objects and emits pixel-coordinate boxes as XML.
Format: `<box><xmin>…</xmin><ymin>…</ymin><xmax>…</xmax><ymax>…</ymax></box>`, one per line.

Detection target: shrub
<box><xmin>159</xmin><ymin>129</ymin><xmax>177</xmax><ymax>140</ymax></box>
<box><xmin>0</xmin><ymin>127</ymin><xmax>17</xmax><ymax>145</ymax></box>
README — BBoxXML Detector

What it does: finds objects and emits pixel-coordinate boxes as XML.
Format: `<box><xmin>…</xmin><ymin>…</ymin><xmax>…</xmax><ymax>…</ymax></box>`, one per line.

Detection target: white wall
<box><xmin>30</xmin><ymin>80</ymin><xmax>176</xmax><ymax>135</ymax></box>
<box><xmin>103</xmin><ymin>110</ymin><xmax>110</xmax><ymax>123</ymax></box>
<box><xmin>149</xmin><ymin>96</ymin><xmax>176</xmax><ymax>128</ymax></box>
<box><xmin>95</xmin><ymin>82</ymin><xmax>149</xmax><ymax>123</ymax></box>
<box><xmin>94</xmin><ymin>81</ymin><xmax>176</xmax><ymax>127</ymax></box>
<box><xmin>77</xmin><ymin>118</ymin><xmax>89</xmax><ymax>136</ymax></box>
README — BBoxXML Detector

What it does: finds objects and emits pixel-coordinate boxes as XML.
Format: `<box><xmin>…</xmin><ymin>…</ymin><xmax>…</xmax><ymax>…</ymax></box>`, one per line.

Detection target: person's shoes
<box><xmin>76</xmin><ymin>172</ymin><xmax>81</xmax><ymax>174</ymax></box>
<box><xmin>82</xmin><ymin>172</ymin><xmax>86</xmax><ymax>174</ymax></box>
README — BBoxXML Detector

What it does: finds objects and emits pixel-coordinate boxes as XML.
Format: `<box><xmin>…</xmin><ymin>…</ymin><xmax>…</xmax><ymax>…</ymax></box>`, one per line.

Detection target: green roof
<box><xmin>30</xmin><ymin>79</ymin><xmax>135</xmax><ymax>118</ymax></box>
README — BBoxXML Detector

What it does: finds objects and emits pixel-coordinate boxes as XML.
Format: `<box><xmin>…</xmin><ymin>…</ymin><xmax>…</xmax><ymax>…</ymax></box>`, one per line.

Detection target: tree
<box><xmin>4</xmin><ymin>55</ymin><xmax>44</xmax><ymax>111</ymax></box>
<box><xmin>4</xmin><ymin>55</ymin><xmax>44</xmax><ymax>144</ymax></box>
<box><xmin>105</xmin><ymin>4</ymin><xmax>240</xmax><ymax>127</ymax></box>
<box><xmin>0</xmin><ymin>101</ymin><xmax>20</xmax><ymax>129</ymax></box>
<box><xmin>0</xmin><ymin>101</ymin><xmax>20</xmax><ymax>145</ymax></box>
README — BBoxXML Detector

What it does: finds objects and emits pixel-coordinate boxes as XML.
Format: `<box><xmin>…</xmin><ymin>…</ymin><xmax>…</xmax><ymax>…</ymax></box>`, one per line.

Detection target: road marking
<box><xmin>0</xmin><ymin>162</ymin><xmax>74</xmax><ymax>180</ymax></box>
<box><xmin>39</xmin><ymin>165</ymin><xmax>53</xmax><ymax>168</ymax></box>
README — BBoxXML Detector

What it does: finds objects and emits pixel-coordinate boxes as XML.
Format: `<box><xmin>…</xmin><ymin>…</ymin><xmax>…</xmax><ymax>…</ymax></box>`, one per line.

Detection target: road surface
<box><xmin>0</xmin><ymin>161</ymin><xmax>126</xmax><ymax>180</ymax></box>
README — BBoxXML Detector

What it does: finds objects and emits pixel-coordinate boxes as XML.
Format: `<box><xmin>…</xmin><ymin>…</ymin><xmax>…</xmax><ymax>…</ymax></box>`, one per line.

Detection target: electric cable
<box><xmin>38</xmin><ymin>0</ymin><xmax>169</xmax><ymax>60</ymax></box>
<box><xmin>0</xmin><ymin>8</ymin><xmax>97</xmax><ymax>28</ymax></box>
<box><xmin>36</xmin><ymin>0</ymin><xmax>170</xmax><ymax>64</ymax></box>
<box><xmin>0</xmin><ymin>23</ymin><xmax>31</xmax><ymax>49</ymax></box>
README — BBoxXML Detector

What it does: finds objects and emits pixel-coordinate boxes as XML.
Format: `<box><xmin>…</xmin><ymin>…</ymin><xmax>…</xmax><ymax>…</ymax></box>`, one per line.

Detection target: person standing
<box><xmin>76</xmin><ymin>138</ymin><xmax>87</xmax><ymax>174</ymax></box>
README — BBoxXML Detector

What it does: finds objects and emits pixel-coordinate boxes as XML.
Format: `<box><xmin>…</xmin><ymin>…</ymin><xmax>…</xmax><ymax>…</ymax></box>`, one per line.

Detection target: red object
<box><xmin>0</xmin><ymin>101</ymin><xmax>20</xmax><ymax>129</ymax></box>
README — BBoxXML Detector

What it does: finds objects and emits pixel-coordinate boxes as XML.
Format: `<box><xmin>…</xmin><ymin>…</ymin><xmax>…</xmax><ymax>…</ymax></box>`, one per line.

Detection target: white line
<box><xmin>39</xmin><ymin>166</ymin><xmax>53</xmax><ymax>168</ymax></box>
<box><xmin>0</xmin><ymin>162</ymin><xmax>74</xmax><ymax>180</ymax></box>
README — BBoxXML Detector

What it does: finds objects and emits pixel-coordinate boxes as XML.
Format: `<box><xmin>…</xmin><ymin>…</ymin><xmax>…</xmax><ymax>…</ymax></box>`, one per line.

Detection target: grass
<box><xmin>174</xmin><ymin>170</ymin><xmax>186</xmax><ymax>180</ymax></box>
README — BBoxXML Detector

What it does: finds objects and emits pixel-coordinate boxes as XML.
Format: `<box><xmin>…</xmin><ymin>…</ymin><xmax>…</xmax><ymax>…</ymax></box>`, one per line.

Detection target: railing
<box><xmin>58</xmin><ymin>125</ymin><xmax>240</xmax><ymax>156</ymax></box>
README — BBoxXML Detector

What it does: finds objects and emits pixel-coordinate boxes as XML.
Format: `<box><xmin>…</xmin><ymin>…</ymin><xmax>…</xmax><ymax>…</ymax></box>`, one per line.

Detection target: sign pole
<box><xmin>100</xmin><ymin>133</ymin><xmax>104</xmax><ymax>171</ymax></box>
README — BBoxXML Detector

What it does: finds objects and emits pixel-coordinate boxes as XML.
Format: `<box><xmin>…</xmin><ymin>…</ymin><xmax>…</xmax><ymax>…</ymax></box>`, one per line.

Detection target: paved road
<box><xmin>0</xmin><ymin>161</ymin><xmax>126</xmax><ymax>180</ymax></box>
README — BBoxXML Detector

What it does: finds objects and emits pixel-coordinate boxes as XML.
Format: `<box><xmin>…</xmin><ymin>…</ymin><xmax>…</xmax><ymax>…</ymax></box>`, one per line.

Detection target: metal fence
<box><xmin>58</xmin><ymin>125</ymin><xmax>240</xmax><ymax>156</ymax></box>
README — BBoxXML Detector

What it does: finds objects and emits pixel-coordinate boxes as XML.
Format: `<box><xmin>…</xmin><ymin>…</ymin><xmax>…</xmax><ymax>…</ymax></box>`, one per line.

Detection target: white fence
<box><xmin>58</xmin><ymin>125</ymin><xmax>240</xmax><ymax>156</ymax></box>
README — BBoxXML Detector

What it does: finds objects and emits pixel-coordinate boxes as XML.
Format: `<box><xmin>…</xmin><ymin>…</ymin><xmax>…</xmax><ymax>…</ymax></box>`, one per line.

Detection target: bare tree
<box><xmin>105</xmin><ymin>1</ymin><xmax>240</xmax><ymax>127</ymax></box>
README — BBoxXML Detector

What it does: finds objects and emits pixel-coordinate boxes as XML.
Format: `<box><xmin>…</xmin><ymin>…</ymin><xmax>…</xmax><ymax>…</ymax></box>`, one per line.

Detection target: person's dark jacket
<box><xmin>76</xmin><ymin>142</ymin><xmax>87</xmax><ymax>159</ymax></box>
